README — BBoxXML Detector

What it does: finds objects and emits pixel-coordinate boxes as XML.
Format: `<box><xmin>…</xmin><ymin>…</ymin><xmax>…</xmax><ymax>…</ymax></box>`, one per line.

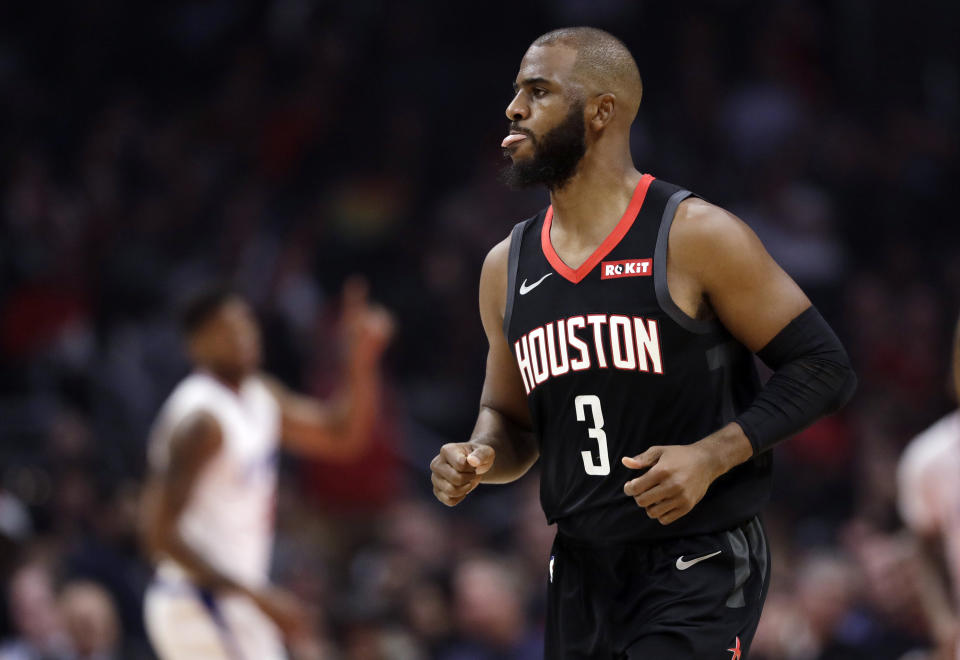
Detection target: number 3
<box><xmin>575</xmin><ymin>395</ymin><xmax>610</xmax><ymax>476</ymax></box>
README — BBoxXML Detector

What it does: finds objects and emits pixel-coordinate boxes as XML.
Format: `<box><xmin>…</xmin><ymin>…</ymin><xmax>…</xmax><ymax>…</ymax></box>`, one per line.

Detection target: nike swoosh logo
<box><xmin>675</xmin><ymin>550</ymin><xmax>722</xmax><ymax>571</ymax></box>
<box><xmin>519</xmin><ymin>273</ymin><xmax>552</xmax><ymax>295</ymax></box>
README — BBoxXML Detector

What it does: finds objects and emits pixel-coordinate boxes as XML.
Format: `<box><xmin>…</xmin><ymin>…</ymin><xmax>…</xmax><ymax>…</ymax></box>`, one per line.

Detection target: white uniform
<box><xmin>144</xmin><ymin>372</ymin><xmax>286</xmax><ymax>660</ymax></box>
<box><xmin>897</xmin><ymin>410</ymin><xmax>960</xmax><ymax>660</ymax></box>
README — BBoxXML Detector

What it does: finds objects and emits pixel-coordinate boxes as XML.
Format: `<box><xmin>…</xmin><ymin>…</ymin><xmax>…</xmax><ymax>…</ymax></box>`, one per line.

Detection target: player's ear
<box><xmin>588</xmin><ymin>93</ymin><xmax>616</xmax><ymax>132</ymax></box>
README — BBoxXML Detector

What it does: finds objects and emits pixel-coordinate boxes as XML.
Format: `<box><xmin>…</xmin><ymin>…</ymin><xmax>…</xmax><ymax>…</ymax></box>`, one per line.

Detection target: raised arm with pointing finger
<box><xmin>142</xmin><ymin>281</ymin><xmax>392</xmax><ymax>660</ymax></box>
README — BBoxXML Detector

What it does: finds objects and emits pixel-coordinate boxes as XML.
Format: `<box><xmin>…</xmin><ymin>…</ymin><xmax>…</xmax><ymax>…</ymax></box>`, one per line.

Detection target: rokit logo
<box><xmin>600</xmin><ymin>258</ymin><xmax>652</xmax><ymax>279</ymax></box>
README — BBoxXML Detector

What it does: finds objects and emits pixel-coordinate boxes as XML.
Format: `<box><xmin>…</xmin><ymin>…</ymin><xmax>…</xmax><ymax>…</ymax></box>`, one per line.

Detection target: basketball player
<box><xmin>142</xmin><ymin>281</ymin><xmax>392</xmax><ymax>659</ymax></box>
<box><xmin>898</xmin><ymin>313</ymin><xmax>960</xmax><ymax>660</ymax></box>
<box><xmin>430</xmin><ymin>28</ymin><xmax>856</xmax><ymax>659</ymax></box>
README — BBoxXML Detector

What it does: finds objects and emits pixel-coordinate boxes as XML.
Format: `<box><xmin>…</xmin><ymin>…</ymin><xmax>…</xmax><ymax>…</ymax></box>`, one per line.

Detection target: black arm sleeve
<box><xmin>734</xmin><ymin>306</ymin><xmax>857</xmax><ymax>455</ymax></box>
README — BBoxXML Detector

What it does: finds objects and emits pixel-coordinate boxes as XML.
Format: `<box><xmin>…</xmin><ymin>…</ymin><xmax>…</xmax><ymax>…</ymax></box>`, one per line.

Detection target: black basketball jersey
<box><xmin>503</xmin><ymin>174</ymin><xmax>771</xmax><ymax>544</ymax></box>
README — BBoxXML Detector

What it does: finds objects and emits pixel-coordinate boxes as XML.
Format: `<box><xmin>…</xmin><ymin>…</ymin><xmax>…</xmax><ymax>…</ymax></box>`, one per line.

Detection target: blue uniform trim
<box><xmin>195</xmin><ymin>585</ymin><xmax>246</xmax><ymax>660</ymax></box>
<box><xmin>150</xmin><ymin>577</ymin><xmax>245</xmax><ymax>660</ymax></box>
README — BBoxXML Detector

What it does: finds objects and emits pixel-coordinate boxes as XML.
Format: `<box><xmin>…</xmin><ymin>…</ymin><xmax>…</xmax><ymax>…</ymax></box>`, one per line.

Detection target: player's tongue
<box><xmin>501</xmin><ymin>133</ymin><xmax>528</xmax><ymax>148</ymax></box>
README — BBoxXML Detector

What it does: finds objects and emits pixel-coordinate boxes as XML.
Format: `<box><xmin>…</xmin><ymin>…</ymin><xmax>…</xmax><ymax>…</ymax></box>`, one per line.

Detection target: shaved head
<box><xmin>502</xmin><ymin>27</ymin><xmax>643</xmax><ymax>189</ymax></box>
<box><xmin>531</xmin><ymin>27</ymin><xmax>643</xmax><ymax>122</ymax></box>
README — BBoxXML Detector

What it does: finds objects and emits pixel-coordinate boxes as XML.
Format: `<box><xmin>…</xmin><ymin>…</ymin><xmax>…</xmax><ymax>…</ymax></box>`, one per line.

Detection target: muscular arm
<box><xmin>430</xmin><ymin>236</ymin><xmax>537</xmax><ymax>506</ymax></box>
<box><xmin>268</xmin><ymin>279</ymin><xmax>392</xmax><ymax>462</ymax></box>
<box><xmin>670</xmin><ymin>199</ymin><xmax>812</xmax><ymax>351</ymax></box>
<box><xmin>472</xmin><ymin>237</ymin><xmax>538</xmax><ymax>483</ymax></box>
<box><xmin>265</xmin><ymin>369</ymin><xmax>380</xmax><ymax>463</ymax></box>
<box><xmin>671</xmin><ymin>198</ymin><xmax>853</xmax><ymax>469</ymax></box>
<box><xmin>625</xmin><ymin>199</ymin><xmax>855</xmax><ymax>524</ymax></box>
<box><xmin>140</xmin><ymin>412</ymin><xmax>248</xmax><ymax>593</ymax></box>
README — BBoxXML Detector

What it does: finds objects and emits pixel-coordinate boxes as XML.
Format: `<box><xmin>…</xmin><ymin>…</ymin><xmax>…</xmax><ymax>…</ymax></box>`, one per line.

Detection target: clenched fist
<box><xmin>430</xmin><ymin>443</ymin><xmax>495</xmax><ymax>506</ymax></box>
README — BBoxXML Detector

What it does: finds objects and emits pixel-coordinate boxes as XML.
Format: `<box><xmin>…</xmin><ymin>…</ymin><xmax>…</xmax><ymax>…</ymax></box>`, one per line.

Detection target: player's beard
<box><xmin>501</xmin><ymin>101</ymin><xmax>587</xmax><ymax>191</ymax></box>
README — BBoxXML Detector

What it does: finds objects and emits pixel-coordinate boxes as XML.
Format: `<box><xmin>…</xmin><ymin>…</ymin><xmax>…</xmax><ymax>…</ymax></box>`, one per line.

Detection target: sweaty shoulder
<box><xmin>669</xmin><ymin>198</ymin><xmax>762</xmax><ymax>277</ymax></box>
<box><xmin>149</xmin><ymin>375</ymin><xmax>226</xmax><ymax>470</ymax></box>
<box><xmin>159</xmin><ymin>409</ymin><xmax>223</xmax><ymax>475</ymax></box>
<box><xmin>665</xmin><ymin>196</ymin><xmax>809</xmax><ymax>349</ymax></box>
<box><xmin>669</xmin><ymin>197</ymin><xmax>794</xmax><ymax>297</ymax></box>
<box><xmin>479</xmin><ymin>234</ymin><xmax>512</xmax><ymax>330</ymax></box>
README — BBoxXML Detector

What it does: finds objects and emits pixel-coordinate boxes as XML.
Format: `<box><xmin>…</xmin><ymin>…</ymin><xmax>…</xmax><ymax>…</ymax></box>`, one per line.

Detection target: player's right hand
<box><xmin>430</xmin><ymin>442</ymin><xmax>495</xmax><ymax>506</ymax></box>
<box><xmin>249</xmin><ymin>585</ymin><xmax>312</xmax><ymax>642</ymax></box>
<box><xmin>341</xmin><ymin>277</ymin><xmax>394</xmax><ymax>370</ymax></box>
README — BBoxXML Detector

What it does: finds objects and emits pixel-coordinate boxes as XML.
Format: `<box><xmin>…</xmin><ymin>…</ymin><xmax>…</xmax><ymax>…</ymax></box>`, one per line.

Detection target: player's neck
<box><xmin>548</xmin><ymin>151</ymin><xmax>642</xmax><ymax>244</ymax></box>
<box><xmin>200</xmin><ymin>367</ymin><xmax>245</xmax><ymax>393</ymax></box>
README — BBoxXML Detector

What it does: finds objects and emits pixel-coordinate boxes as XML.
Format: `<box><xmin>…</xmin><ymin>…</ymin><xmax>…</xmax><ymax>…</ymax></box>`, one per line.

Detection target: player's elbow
<box><xmin>298</xmin><ymin>425</ymin><xmax>373</xmax><ymax>463</ymax></box>
<box><xmin>324</xmin><ymin>429</ymin><xmax>374</xmax><ymax>463</ymax></box>
<box><xmin>138</xmin><ymin>484</ymin><xmax>174</xmax><ymax>561</ymax></box>
<box><xmin>818</xmin><ymin>347</ymin><xmax>857</xmax><ymax>415</ymax></box>
<box><xmin>138</xmin><ymin>504</ymin><xmax>165</xmax><ymax>561</ymax></box>
<box><xmin>830</xmin><ymin>361</ymin><xmax>857</xmax><ymax>413</ymax></box>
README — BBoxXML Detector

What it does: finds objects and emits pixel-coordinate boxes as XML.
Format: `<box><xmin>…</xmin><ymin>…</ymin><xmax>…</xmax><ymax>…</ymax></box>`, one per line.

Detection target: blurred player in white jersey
<box><xmin>898</xmin><ymin>312</ymin><xmax>960</xmax><ymax>660</ymax></box>
<box><xmin>140</xmin><ymin>281</ymin><xmax>392</xmax><ymax>660</ymax></box>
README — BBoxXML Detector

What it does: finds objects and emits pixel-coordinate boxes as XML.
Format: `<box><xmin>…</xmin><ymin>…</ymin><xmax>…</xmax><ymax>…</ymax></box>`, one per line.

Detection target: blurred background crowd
<box><xmin>0</xmin><ymin>0</ymin><xmax>958</xmax><ymax>658</ymax></box>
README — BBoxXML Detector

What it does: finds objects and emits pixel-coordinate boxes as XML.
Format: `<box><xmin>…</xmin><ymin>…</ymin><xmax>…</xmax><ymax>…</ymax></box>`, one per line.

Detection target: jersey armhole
<box><xmin>502</xmin><ymin>217</ymin><xmax>533</xmax><ymax>339</ymax></box>
<box><xmin>654</xmin><ymin>190</ymin><xmax>723</xmax><ymax>335</ymax></box>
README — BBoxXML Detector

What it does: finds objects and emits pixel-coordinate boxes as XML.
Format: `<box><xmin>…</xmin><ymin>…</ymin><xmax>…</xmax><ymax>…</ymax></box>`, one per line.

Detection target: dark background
<box><xmin>0</xmin><ymin>1</ymin><xmax>957</xmax><ymax>658</ymax></box>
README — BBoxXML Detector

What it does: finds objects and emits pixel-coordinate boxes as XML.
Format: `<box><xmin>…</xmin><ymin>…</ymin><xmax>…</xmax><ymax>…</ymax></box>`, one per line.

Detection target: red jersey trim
<box><xmin>541</xmin><ymin>174</ymin><xmax>655</xmax><ymax>284</ymax></box>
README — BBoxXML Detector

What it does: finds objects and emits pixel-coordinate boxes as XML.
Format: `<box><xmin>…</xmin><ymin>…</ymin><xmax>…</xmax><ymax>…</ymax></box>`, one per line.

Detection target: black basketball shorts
<box><xmin>545</xmin><ymin>516</ymin><xmax>770</xmax><ymax>659</ymax></box>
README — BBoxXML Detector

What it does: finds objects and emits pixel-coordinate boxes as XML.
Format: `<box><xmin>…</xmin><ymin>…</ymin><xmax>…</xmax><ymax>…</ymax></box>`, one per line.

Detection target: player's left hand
<box><xmin>622</xmin><ymin>444</ymin><xmax>722</xmax><ymax>525</ymax></box>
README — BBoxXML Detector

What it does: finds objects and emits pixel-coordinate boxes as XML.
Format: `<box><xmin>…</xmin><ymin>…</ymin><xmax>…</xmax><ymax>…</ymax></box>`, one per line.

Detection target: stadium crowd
<box><xmin>0</xmin><ymin>1</ymin><xmax>958</xmax><ymax>658</ymax></box>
